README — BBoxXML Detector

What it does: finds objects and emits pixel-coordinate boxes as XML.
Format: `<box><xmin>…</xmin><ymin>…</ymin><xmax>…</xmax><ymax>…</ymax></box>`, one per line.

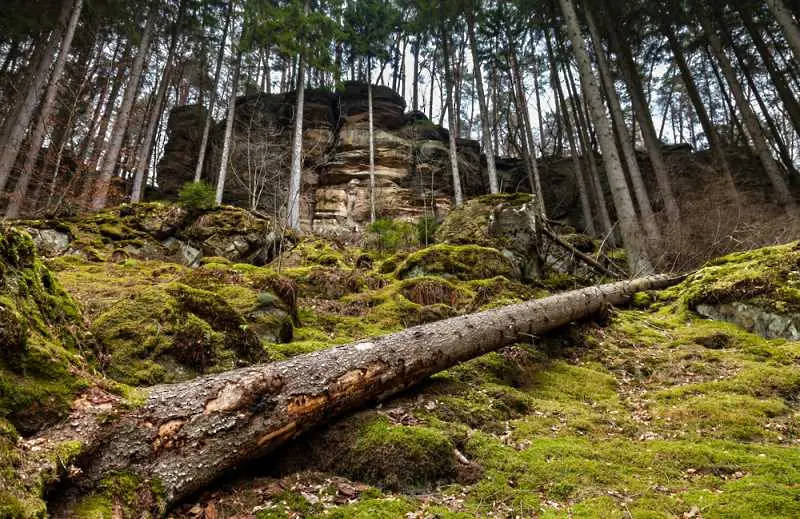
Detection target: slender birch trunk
<box><xmin>287</xmin><ymin>0</ymin><xmax>310</xmax><ymax>229</ymax></box>
<box><xmin>195</xmin><ymin>1</ymin><xmax>233</xmax><ymax>183</ymax></box>
<box><xmin>441</xmin><ymin>26</ymin><xmax>463</xmax><ymax>207</ymax></box>
<box><xmin>215</xmin><ymin>50</ymin><xmax>242</xmax><ymax>206</ymax></box>
<box><xmin>466</xmin><ymin>12</ymin><xmax>499</xmax><ymax>194</ymax></box>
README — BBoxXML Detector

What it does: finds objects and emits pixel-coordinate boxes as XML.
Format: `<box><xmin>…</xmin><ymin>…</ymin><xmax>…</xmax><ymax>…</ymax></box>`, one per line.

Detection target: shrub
<box><xmin>367</xmin><ymin>218</ymin><xmax>417</xmax><ymax>252</ymax></box>
<box><xmin>416</xmin><ymin>216</ymin><xmax>438</xmax><ymax>246</ymax></box>
<box><xmin>178</xmin><ymin>181</ymin><xmax>215</xmax><ymax>212</ymax></box>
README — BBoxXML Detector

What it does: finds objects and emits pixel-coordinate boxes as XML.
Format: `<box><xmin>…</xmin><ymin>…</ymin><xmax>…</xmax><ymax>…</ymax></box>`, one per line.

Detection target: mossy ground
<box><xmin>7</xmin><ymin>205</ymin><xmax>800</xmax><ymax>518</ymax></box>
<box><xmin>171</xmin><ymin>240</ymin><xmax>800</xmax><ymax>518</ymax></box>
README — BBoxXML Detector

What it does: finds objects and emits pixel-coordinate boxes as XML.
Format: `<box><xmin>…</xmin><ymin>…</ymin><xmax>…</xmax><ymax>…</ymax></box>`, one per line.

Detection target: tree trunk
<box><xmin>559</xmin><ymin>0</ymin><xmax>653</xmax><ymax>275</ymax></box>
<box><xmin>4</xmin><ymin>0</ymin><xmax>83</xmax><ymax>218</ymax></box>
<box><xmin>766</xmin><ymin>0</ymin><xmax>800</xmax><ymax>63</ymax></box>
<box><xmin>726</xmin><ymin>21</ymin><xmax>799</xmax><ymax>179</ymax></box>
<box><xmin>550</xmin><ymin>41</ymin><xmax>596</xmax><ymax>235</ymax></box>
<box><xmin>0</xmin><ymin>1</ymin><xmax>72</xmax><ymax>194</ymax></box>
<box><xmin>703</xmin><ymin>16</ymin><xmax>796</xmax><ymax>212</ymax></box>
<box><xmin>45</xmin><ymin>274</ymin><xmax>684</xmax><ymax>517</ymax></box>
<box><xmin>600</xmin><ymin>1</ymin><xmax>680</xmax><ymax>225</ymax></box>
<box><xmin>131</xmin><ymin>0</ymin><xmax>185</xmax><ymax>203</ymax></box>
<box><xmin>287</xmin><ymin>0</ymin><xmax>310</xmax><ymax>229</ymax></box>
<box><xmin>412</xmin><ymin>38</ymin><xmax>420</xmax><ymax>112</ymax></box>
<box><xmin>441</xmin><ymin>27</ymin><xmax>463</xmax><ymax>207</ymax></box>
<box><xmin>509</xmin><ymin>47</ymin><xmax>546</xmax><ymax>217</ymax></box>
<box><xmin>555</xmin><ymin>29</ymin><xmax>614</xmax><ymax>240</ymax></box>
<box><xmin>584</xmin><ymin>6</ymin><xmax>660</xmax><ymax>244</ymax></box>
<box><xmin>466</xmin><ymin>12</ymin><xmax>499</xmax><ymax>194</ymax></box>
<box><xmin>368</xmin><ymin>69</ymin><xmax>376</xmax><ymax>223</ymax></box>
<box><xmin>662</xmin><ymin>21</ymin><xmax>736</xmax><ymax>192</ymax></box>
<box><xmin>215</xmin><ymin>50</ymin><xmax>242</xmax><ymax>206</ymax></box>
<box><xmin>90</xmin><ymin>5</ymin><xmax>155</xmax><ymax>210</ymax></box>
<box><xmin>740</xmin><ymin>10</ymin><xmax>800</xmax><ymax>140</ymax></box>
<box><xmin>195</xmin><ymin>0</ymin><xmax>232</xmax><ymax>183</ymax></box>
<box><xmin>532</xmin><ymin>56</ymin><xmax>547</xmax><ymax>156</ymax></box>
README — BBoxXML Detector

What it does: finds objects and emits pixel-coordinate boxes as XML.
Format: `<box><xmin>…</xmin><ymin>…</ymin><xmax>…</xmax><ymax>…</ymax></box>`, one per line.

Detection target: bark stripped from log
<box><xmin>45</xmin><ymin>274</ymin><xmax>685</xmax><ymax>516</ymax></box>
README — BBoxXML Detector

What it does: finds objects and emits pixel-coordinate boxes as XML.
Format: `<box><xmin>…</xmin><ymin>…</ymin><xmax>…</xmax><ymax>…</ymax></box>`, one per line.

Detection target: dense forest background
<box><xmin>1</xmin><ymin>0</ymin><xmax>800</xmax><ymax>272</ymax></box>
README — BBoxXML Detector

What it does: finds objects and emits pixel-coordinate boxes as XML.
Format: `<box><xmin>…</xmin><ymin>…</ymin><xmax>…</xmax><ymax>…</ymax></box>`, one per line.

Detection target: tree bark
<box><xmin>45</xmin><ymin>273</ymin><xmax>684</xmax><ymax>517</ymax></box>
<box><xmin>215</xmin><ymin>50</ymin><xmax>242</xmax><ymax>206</ymax></box>
<box><xmin>440</xmin><ymin>26</ymin><xmax>463</xmax><ymax>207</ymax></box>
<box><xmin>195</xmin><ymin>1</ymin><xmax>233</xmax><ymax>183</ymax></box>
<box><xmin>725</xmin><ymin>21</ymin><xmax>799</xmax><ymax>180</ymax></box>
<box><xmin>4</xmin><ymin>0</ymin><xmax>84</xmax><ymax>218</ymax></box>
<box><xmin>559</xmin><ymin>0</ymin><xmax>653</xmax><ymax>275</ymax></box>
<box><xmin>550</xmin><ymin>43</ymin><xmax>596</xmax><ymax>236</ymax></box>
<box><xmin>703</xmin><ymin>15</ymin><xmax>796</xmax><ymax>212</ymax></box>
<box><xmin>287</xmin><ymin>0</ymin><xmax>310</xmax><ymax>228</ymax></box>
<box><xmin>509</xmin><ymin>47</ymin><xmax>546</xmax><ymax>217</ymax></box>
<box><xmin>584</xmin><ymin>6</ymin><xmax>660</xmax><ymax>244</ymax></box>
<box><xmin>90</xmin><ymin>4</ymin><xmax>156</xmax><ymax>210</ymax></box>
<box><xmin>131</xmin><ymin>0</ymin><xmax>185</xmax><ymax>203</ymax></box>
<box><xmin>0</xmin><ymin>1</ymin><xmax>72</xmax><ymax>194</ymax></box>
<box><xmin>662</xmin><ymin>21</ymin><xmax>736</xmax><ymax>193</ymax></box>
<box><xmin>368</xmin><ymin>70</ymin><xmax>376</xmax><ymax>223</ymax></box>
<box><xmin>466</xmin><ymin>12</ymin><xmax>499</xmax><ymax>194</ymax></box>
<box><xmin>766</xmin><ymin>0</ymin><xmax>800</xmax><ymax>63</ymax></box>
<box><xmin>600</xmin><ymin>1</ymin><xmax>680</xmax><ymax>225</ymax></box>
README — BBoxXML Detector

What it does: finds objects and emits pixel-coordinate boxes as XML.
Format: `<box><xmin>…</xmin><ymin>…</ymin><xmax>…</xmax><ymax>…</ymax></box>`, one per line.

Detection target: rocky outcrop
<box><xmin>157</xmin><ymin>82</ymin><xmax>496</xmax><ymax>232</ymax></box>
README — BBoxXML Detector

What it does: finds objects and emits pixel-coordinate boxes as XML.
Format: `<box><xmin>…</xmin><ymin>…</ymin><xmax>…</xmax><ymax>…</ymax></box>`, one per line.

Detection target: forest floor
<box><xmin>2</xmin><ymin>201</ymin><xmax>800</xmax><ymax>518</ymax></box>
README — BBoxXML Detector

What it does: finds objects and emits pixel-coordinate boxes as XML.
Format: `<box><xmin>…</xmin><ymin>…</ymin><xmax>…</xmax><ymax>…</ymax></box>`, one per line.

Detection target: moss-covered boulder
<box><xmin>92</xmin><ymin>282</ymin><xmax>283</xmax><ymax>386</ymax></box>
<box><xmin>435</xmin><ymin>193</ymin><xmax>541</xmax><ymax>279</ymax></box>
<box><xmin>393</xmin><ymin>243</ymin><xmax>520</xmax><ymax>281</ymax></box>
<box><xmin>180</xmin><ymin>207</ymin><xmax>289</xmax><ymax>264</ymax></box>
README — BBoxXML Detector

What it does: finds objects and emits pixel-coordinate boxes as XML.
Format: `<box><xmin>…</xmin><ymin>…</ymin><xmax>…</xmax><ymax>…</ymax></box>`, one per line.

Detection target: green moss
<box><xmin>435</xmin><ymin>193</ymin><xmax>533</xmax><ymax>249</ymax></box>
<box><xmin>92</xmin><ymin>283</ymin><xmax>267</xmax><ymax>385</ymax></box>
<box><xmin>662</xmin><ymin>242</ymin><xmax>800</xmax><ymax>314</ymax></box>
<box><xmin>345</xmin><ymin>416</ymin><xmax>456</xmax><ymax>490</ymax></box>
<box><xmin>71</xmin><ymin>472</ymin><xmax>165</xmax><ymax>519</ymax></box>
<box><xmin>395</xmin><ymin>244</ymin><xmax>518</xmax><ymax>281</ymax></box>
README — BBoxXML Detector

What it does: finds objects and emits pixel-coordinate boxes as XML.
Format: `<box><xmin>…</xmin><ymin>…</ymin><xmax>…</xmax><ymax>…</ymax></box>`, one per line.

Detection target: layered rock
<box><xmin>157</xmin><ymin>82</ymin><xmax>491</xmax><ymax>231</ymax></box>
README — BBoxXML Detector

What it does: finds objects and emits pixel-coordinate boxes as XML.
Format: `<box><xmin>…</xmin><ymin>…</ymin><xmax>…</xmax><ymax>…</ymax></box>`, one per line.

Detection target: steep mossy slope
<box><xmin>170</xmin><ymin>241</ymin><xmax>800</xmax><ymax>518</ymax></box>
<box><xmin>0</xmin><ymin>228</ymin><xmax>94</xmax><ymax>517</ymax></box>
<box><xmin>5</xmin><ymin>204</ymin><xmax>800</xmax><ymax>518</ymax></box>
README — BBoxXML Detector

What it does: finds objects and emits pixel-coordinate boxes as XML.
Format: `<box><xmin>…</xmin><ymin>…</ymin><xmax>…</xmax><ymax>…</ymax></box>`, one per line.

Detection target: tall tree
<box><xmin>0</xmin><ymin>0</ymin><xmax>73</xmax><ymax>195</ymax></box>
<box><xmin>765</xmin><ymin>0</ymin><xmax>800</xmax><ymax>63</ymax></box>
<box><xmin>90</xmin><ymin>3</ymin><xmax>156</xmax><ymax>210</ymax></box>
<box><xmin>559</xmin><ymin>0</ymin><xmax>653</xmax><ymax>274</ymax></box>
<box><xmin>342</xmin><ymin>0</ymin><xmax>400</xmax><ymax>223</ymax></box>
<box><xmin>600</xmin><ymin>0</ymin><xmax>681</xmax><ymax>225</ymax></box>
<box><xmin>194</xmin><ymin>1</ymin><xmax>233</xmax><ymax>183</ymax></box>
<box><xmin>584</xmin><ymin>5</ymin><xmax>660</xmax><ymax>243</ymax></box>
<box><xmin>5</xmin><ymin>0</ymin><xmax>84</xmax><ymax>218</ymax></box>
<box><xmin>465</xmin><ymin>7</ymin><xmax>499</xmax><ymax>194</ymax></box>
<box><xmin>701</xmin><ymin>8</ymin><xmax>796</xmax><ymax>212</ymax></box>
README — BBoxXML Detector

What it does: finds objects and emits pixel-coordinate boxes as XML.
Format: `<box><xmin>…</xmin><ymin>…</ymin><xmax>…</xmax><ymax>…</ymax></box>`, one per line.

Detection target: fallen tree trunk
<box><xmin>44</xmin><ymin>274</ymin><xmax>684</xmax><ymax>516</ymax></box>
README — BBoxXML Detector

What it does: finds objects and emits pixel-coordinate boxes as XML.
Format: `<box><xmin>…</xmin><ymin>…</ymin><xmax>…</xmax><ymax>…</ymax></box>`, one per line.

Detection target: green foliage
<box><xmin>178</xmin><ymin>181</ymin><xmax>216</xmax><ymax>212</ymax></box>
<box><xmin>416</xmin><ymin>216</ymin><xmax>438</xmax><ymax>246</ymax></box>
<box><xmin>367</xmin><ymin>218</ymin><xmax>417</xmax><ymax>252</ymax></box>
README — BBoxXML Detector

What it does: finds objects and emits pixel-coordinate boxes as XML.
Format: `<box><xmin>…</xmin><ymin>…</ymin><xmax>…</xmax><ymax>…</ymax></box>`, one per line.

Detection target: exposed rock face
<box><xmin>157</xmin><ymin>104</ymin><xmax>208</xmax><ymax>200</ymax></box>
<box><xmin>696</xmin><ymin>302</ymin><xmax>800</xmax><ymax>341</ymax></box>
<box><xmin>157</xmin><ymin>82</ymin><xmax>490</xmax><ymax>231</ymax></box>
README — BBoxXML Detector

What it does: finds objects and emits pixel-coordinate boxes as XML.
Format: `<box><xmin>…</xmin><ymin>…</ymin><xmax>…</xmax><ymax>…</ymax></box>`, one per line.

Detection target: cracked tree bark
<box><xmin>44</xmin><ymin>274</ymin><xmax>684</xmax><ymax>517</ymax></box>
